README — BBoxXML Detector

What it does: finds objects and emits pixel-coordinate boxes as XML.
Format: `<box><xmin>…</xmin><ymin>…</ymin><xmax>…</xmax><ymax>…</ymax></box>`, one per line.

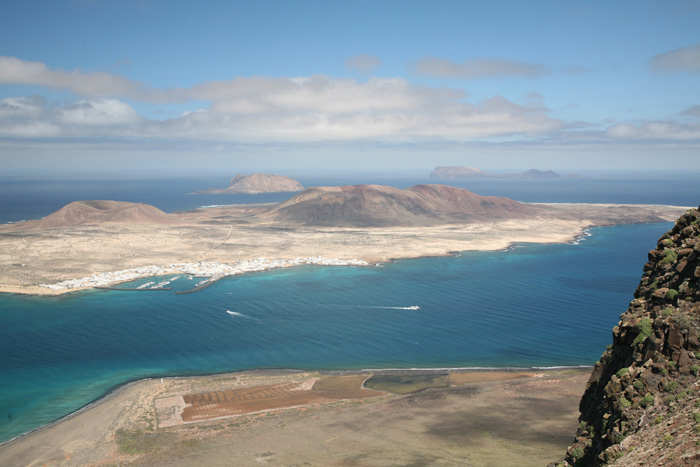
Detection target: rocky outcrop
<box><xmin>430</xmin><ymin>166</ymin><xmax>577</xmax><ymax>179</ymax></box>
<box><xmin>196</xmin><ymin>173</ymin><xmax>304</xmax><ymax>194</ymax></box>
<box><xmin>10</xmin><ymin>201</ymin><xmax>175</xmax><ymax>229</ymax></box>
<box><xmin>260</xmin><ymin>184</ymin><xmax>535</xmax><ymax>227</ymax></box>
<box><xmin>554</xmin><ymin>207</ymin><xmax>700</xmax><ymax>466</ymax></box>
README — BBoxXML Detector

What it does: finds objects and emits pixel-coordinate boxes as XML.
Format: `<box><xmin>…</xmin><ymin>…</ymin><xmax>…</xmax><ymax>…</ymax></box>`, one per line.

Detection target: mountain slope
<box><xmin>260</xmin><ymin>184</ymin><xmax>534</xmax><ymax>226</ymax></box>
<box><xmin>12</xmin><ymin>201</ymin><xmax>174</xmax><ymax>229</ymax></box>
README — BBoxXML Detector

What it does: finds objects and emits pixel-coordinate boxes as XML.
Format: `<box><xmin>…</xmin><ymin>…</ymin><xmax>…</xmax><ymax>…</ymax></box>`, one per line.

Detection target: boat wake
<box><xmin>360</xmin><ymin>305</ymin><xmax>420</xmax><ymax>311</ymax></box>
<box><xmin>226</xmin><ymin>310</ymin><xmax>258</xmax><ymax>320</ymax></box>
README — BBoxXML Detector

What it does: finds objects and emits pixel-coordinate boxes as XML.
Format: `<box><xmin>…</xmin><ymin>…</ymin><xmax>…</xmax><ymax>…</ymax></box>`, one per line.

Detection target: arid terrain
<box><xmin>0</xmin><ymin>184</ymin><xmax>687</xmax><ymax>295</ymax></box>
<box><xmin>0</xmin><ymin>369</ymin><xmax>589</xmax><ymax>467</ymax></box>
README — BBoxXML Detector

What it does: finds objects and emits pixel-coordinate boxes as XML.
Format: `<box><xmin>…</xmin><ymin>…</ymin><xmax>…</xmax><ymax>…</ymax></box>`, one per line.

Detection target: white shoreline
<box><xmin>39</xmin><ymin>256</ymin><xmax>369</xmax><ymax>292</ymax></box>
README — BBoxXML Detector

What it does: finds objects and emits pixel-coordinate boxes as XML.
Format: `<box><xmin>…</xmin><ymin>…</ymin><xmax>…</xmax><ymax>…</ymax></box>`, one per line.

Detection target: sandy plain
<box><xmin>0</xmin><ymin>202</ymin><xmax>687</xmax><ymax>295</ymax></box>
<box><xmin>0</xmin><ymin>369</ymin><xmax>589</xmax><ymax>467</ymax></box>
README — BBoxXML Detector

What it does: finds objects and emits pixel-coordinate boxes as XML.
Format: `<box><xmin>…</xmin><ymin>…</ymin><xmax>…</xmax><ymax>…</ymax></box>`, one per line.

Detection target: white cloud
<box><xmin>606</xmin><ymin>121</ymin><xmax>700</xmax><ymax>140</ymax></box>
<box><xmin>411</xmin><ymin>57</ymin><xmax>551</xmax><ymax>79</ymax></box>
<box><xmin>650</xmin><ymin>43</ymin><xmax>700</xmax><ymax>72</ymax></box>
<box><xmin>1</xmin><ymin>58</ymin><xmax>696</xmax><ymax>147</ymax></box>
<box><xmin>0</xmin><ymin>96</ymin><xmax>141</xmax><ymax>138</ymax></box>
<box><xmin>55</xmin><ymin>99</ymin><xmax>141</xmax><ymax>126</ymax></box>
<box><xmin>0</xmin><ymin>77</ymin><xmax>561</xmax><ymax>143</ymax></box>
<box><xmin>345</xmin><ymin>54</ymin><xmax>383</xmax><ymax>73</ymax></box>
<box><xmin>188</xmin><ymin>75</ymin><xmax>464</xmax><ymax>115</ymax></box>
<box><xmin>0</xmin><ymin>56</ymin><xmax>173</xmax><ymax>101</ymax></box>
<box><xmin>0</xmin><ymin>95</ymin><xmax>45</xmax><ymax>118</ymax></box>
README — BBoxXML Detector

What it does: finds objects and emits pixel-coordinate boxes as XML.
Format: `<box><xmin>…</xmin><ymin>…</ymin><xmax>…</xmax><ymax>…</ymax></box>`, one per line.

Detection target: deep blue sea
<box><xmin>0</xmin><ymin>173</ymin><xmax>697</xmax><ymax>444</ymax></box>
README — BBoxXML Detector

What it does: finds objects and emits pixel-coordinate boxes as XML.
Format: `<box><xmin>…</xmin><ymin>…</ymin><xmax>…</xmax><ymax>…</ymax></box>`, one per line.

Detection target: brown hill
<box><xmin>197</xmin><ymin>173</ymin><xmax>304</xmax><ymax>194</ymax></box>
<box><xmin>260</xmin><ymin>184</ymin><xmax>534</xmax><ymax>226</ymax></box>
<box><xmin>10</xmin><ymin>200</ymin><xmax>174</xmax><ymax>229</ymax></box>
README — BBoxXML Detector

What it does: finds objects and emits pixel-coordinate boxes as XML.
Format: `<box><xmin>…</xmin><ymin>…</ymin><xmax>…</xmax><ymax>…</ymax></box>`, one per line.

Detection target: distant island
<box><xmin>0</xmin><ymin>183</ymin><xmax>686</xmax><ymax>296</ymax></box>
<box><xmin>430</xmin><ymin>166</ymin><xmax>578</xmax><ymax>179</ymax></box>
<box><xmin>195</xmin><ymin>173</ymin><xmax>304</xmax><ymax>194</ymax></box>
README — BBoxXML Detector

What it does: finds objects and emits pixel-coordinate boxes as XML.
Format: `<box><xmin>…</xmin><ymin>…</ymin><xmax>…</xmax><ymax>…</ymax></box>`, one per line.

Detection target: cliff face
<box><xmin>556</xmin><ymin>207</ymin><xmax>700</xmax><ymax>466</ymax></box>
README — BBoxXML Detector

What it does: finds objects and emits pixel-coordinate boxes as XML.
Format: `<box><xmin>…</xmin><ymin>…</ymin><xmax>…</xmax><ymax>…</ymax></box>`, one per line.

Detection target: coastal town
<box><xmin>39</xmin><ymin>257</ymin><xmax>369</xmax><ymax>292</ymax></box>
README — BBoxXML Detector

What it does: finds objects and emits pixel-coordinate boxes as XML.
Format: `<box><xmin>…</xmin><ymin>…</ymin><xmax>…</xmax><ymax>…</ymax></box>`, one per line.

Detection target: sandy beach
<box><xmin>0</xmin><ymin>202</ymin><xmax>687</xmax><ymax>295</ymax></box>
<box><xmin>0</xmin><ymin>368</ymin><xmax>590</xmax><ymax>466</ymax></box>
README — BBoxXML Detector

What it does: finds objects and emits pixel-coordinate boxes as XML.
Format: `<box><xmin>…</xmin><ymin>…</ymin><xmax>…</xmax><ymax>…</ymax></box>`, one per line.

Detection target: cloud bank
<box><xmin>0</xmin><ymin>57</ymin><xmax>697</xmax><ymax>148</ymax></box>
<box><xmin>0</xmin><ymin>57</ymin><xmax>562</xmax><ymax>143</ymax></box>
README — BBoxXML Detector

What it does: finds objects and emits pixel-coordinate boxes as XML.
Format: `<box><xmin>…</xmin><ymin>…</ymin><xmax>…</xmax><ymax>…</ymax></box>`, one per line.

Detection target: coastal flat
<box><xmin>0</xmin><ymin>202</ymin><xmax>686</xmax><ymax>295</ymax></box>
<box><xmin>0</xmin><ymin>369</ymin><xmax>589</xmax><ymax>466</ymax></box>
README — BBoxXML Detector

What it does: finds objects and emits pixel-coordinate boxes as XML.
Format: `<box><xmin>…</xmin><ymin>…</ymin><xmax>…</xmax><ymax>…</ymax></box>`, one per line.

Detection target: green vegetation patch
<box><xmin>364</xmin><ymin>373</ymin><xmax>450</xmax><ymax>394</ymax></box>
<box><xmin>116</xmin><ymin>429</ymin><xmax>178</xmax><ymax>455</ymax></box>
<box><xmin>666</xmin><ymin>289</ymin><xmax>679</xmax><ymax>302</ymax></box>
<box><xmin>640</xmin><ymin>394</ymin><xmax>654</xmax><ymax>407</ymax></box>
<box><xmin>632</xmin><ymin>318</ymin><xmax>653</xmax><ymax>346</ymax></box>
<box><xmin>571</xmin><ymin>446</ymin><xmax>584</xmax><ymax>460</ymax></box>
<box><xmin>616</xmin><ymin>367</ymin><xmax>629</xmax><ymax>378</ymax></box>
<box><xmin>662</xmin><ymin>249</ymin><xmax>678</xmax><ymax>265</ymax></box>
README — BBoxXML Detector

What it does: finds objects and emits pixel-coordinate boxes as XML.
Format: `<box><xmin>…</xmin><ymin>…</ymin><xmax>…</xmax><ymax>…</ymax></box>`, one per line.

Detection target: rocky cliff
<box><xmin>196</xmin><ymin>173</ymin><xmax>304</xmax><ymax>194</ymax></box>
<box><xmin>555</xmin><ymin>207</ymin><xmax>700</xmax><ymax>466</ymax></box>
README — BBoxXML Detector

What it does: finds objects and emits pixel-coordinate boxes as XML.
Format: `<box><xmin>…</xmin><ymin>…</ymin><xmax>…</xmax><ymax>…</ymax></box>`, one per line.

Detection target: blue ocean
<box><xmin>0</xmin><ymin>173</ymin><xmax>697</xmax><ymax>444</ymax></box>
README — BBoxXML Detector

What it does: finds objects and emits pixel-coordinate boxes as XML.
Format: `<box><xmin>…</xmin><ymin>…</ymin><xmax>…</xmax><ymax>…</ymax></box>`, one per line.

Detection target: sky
<box><xmin>0</xmin><ymin>0</ymin><xmax>699</xmax><ymax>176</ymax></box>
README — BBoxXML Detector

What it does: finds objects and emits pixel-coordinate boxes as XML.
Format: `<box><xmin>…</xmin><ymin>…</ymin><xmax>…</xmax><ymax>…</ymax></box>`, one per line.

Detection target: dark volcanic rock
<box><xmin>553</xmin><ymin>206</ymin><xmax>700</xmax><ymax>466</ymax></box>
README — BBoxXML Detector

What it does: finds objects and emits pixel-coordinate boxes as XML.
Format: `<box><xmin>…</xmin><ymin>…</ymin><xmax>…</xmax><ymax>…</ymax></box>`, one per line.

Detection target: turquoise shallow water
<box><xmin>0</xmin><ymin>222</ymin><xmax>672</xmax><ymax>443</ymax></box>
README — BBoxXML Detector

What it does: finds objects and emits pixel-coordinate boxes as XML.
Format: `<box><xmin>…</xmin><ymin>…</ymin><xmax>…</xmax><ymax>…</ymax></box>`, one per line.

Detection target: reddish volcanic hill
<box><xmin>260</xmin><ymin>184</ymin><xmax>535</xmax><ymax>226</ymax></box>
<box><xmin>16</xmin><ymin>201</ymin><xmax>175</xmax><ymax>229</ymax></box>
<box><xmin>197</xmin><ymin>173</ymin><xmax>304</xmax><ymax>194</ymax></box>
